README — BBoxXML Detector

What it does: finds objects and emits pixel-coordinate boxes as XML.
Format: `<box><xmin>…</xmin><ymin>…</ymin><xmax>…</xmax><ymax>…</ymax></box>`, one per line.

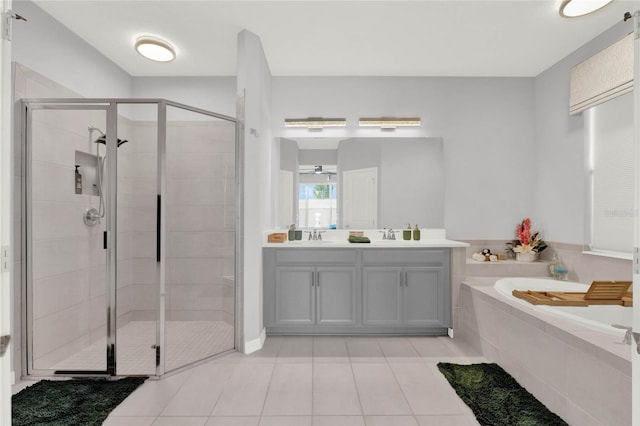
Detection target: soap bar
<box><xmin>268</xmin><ymin>233</ymin><xmax>287</xmax><ymax>243</ymax></box>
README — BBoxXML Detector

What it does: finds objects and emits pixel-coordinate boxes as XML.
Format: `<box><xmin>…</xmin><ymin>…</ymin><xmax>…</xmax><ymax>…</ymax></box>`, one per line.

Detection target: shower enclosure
<box><xmin>21</xmin><ymin>99</ymin><xmax>239</xmax><ymax>377</ymax></box>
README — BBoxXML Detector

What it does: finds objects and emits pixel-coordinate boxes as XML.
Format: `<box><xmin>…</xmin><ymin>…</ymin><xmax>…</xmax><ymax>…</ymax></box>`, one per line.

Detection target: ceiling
<box><xmin>33</xmin><ymin>0</ymin><xmax>634</xmax><ymax>77</ymax></box>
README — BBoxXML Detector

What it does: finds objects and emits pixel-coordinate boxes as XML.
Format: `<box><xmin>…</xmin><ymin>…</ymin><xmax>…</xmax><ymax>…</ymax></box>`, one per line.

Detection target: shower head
<box><xmin>93</xmin><ymin>134</ymin><xmax>129</xmax><ymax>147</ymax></box>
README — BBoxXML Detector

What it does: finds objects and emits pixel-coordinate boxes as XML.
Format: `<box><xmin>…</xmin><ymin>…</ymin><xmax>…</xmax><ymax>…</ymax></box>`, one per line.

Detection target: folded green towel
<box><xmin>348</xmin><ymin>236</ymin><xmax>370</xmax><ymax>243</ymax></box>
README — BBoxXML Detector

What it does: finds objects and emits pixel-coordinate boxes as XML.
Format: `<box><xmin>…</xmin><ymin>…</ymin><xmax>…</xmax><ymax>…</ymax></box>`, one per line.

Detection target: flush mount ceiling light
<box><xmin>135</xmin><ymin>36</ymin><xmax>176</xmax><ymax>62</ymax></box>
<box><xmin>559</xmin><ymin>0</ymin><xmax>613</xmax><ymax>18</ymax></box>
<box><xmin>358</xmin><ymin>117</ymin><xmax>421</xmax><ymax>130</ymax></box>
<box><xmin>284</xmin><ymin>117</ymin><xmax>347</xmax><ymax>130</ymax></box>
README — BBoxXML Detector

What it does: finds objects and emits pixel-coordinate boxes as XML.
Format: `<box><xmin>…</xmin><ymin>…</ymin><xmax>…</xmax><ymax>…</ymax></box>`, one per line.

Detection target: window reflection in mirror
<box><xmin>278</xmin><ymin>136</ymin><xmax>444</xmax><ymax>229</ymax></box>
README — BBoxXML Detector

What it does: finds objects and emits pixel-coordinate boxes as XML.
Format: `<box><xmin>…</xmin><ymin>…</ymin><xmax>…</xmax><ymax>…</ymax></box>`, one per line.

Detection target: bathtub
<box><xmin>494</xmin><ymin>277</ymin><xmax>631</xmax><ymax>337</ymax></box>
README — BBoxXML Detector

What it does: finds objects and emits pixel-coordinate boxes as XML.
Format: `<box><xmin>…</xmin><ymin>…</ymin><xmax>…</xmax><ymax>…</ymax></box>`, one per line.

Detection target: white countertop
<box><xmin>263</xmin><ymin>239</ymin><xmax>469</xmax><ymax>248</ymax></box>
<box><xmin>263</xmin><ymin>229</ymin><xmax>469</xmax><ymax>248</ymax></box>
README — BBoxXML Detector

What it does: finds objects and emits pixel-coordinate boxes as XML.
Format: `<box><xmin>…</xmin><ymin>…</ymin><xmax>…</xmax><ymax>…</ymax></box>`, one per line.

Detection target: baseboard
<box><xmin>243</xmin><ymin>328</ymin><xmax>266</xmax><ymax>355</ymax></box>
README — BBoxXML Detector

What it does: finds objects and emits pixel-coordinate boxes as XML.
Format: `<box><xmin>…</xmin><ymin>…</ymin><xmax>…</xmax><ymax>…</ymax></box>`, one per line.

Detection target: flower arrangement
<box><xmin>506</xmin><ymin>217</ymin><xmax>547</xmax><ymax>255</ymax></box>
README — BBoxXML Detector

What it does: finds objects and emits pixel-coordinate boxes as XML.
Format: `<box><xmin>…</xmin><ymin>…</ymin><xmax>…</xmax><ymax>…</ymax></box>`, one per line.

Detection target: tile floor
<box><xmin>95</xmin><ymin>335</ymin><xmax>485</xmax><ymax>426</ymax></box>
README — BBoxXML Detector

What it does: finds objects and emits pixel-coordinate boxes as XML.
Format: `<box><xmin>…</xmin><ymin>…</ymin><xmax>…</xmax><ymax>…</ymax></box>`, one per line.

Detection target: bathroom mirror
<box><xmin>278</xmin><ymin>136</ymin><xmax>444</xmax><ymax>229</ymax></box>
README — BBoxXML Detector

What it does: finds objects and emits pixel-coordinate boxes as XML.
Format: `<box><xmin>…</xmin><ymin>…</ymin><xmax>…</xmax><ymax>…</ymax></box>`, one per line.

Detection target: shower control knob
<box><xmin>83</xmin><ymin>208</ymin><xmax>101</xmax><ymax>226</ymax></box>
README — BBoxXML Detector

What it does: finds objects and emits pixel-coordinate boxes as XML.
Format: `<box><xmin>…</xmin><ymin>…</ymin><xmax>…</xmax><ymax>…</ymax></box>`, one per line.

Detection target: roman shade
<box><xmin>569</xmin><ymin>32</ymin><xmax>633</xmax><ymax>115</ymax></box>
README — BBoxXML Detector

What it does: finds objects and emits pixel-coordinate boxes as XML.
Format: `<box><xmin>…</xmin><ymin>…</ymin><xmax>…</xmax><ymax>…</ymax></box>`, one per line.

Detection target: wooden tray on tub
<box><xmin>512</xmin><ymin>281</ymin><xmax>633</xmax><ymax>307</ymax></box>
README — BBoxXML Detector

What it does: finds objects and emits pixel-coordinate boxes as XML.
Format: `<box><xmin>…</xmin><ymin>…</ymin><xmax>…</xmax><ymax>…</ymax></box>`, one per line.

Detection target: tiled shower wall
<box><xmin>12</xmin><ymin>63</ymin><xmax>134</xmax><ymax>372</ymax></box>
<box><xmin>129</xmin><ymin>119</ymin><xmax>236</xmax><ymax>325</ymax></box>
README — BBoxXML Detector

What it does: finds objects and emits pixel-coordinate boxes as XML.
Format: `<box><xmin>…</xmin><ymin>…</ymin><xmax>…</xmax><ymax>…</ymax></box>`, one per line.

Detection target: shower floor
<box><xmin>51</xmin><ymin>321</ymin><xmax>234</xmax><ymax>375</ymax></box>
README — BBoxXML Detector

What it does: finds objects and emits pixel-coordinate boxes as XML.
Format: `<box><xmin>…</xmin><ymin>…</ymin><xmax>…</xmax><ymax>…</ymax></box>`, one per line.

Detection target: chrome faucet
<box><xmin>612</xmin><ymin>324</ymin><xmax>633</xmax><ymax>344</ymax></box>
<box><xmin>388</xmin><ymin>229</ymin><xmax>396</xmax><ymax>240</ymax></box>
<box><xmin>379</xmin><ymin>229</ymin><xmax>387</xmax><ymax>240</ymax></box>
<box><xmin>317</xmin><ymin>230</ymin><xmax>325</xmax><ymax>241</ymax></box>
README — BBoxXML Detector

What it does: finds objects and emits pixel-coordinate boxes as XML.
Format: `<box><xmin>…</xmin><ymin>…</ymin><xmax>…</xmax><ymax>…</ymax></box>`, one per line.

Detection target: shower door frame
<box><xmin>21</xmin><ymin>98</ymin><xmax>242</xmax><ymax>378</ymax></box>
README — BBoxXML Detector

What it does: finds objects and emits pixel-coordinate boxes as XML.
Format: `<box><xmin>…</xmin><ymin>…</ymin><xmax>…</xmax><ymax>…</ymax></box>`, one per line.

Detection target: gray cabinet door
<box><xmin>316</xmin><ymin>267</ymin><xmax>358</xmax><ymax>325</ymax></box>
<box><xmin>362</xmin><ymin>267</ymin><xmax>403</xmax><ymax>325</ymax></box>
<box><xmin>275</xmin><ymin>266</ymin><xmax>315</xmax><ymax>325</ymax></box>
<box><xmin>404</xmin><ymin>267</ymin><xmax>444</xmax><ymax>327</ymax></box>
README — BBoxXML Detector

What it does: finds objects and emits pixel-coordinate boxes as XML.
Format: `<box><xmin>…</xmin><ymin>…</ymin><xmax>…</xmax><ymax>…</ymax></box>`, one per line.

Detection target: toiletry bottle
<box><xmin>75</xmin><ymin>165</ymin><xmax>82</xmax><ymax>194</ymax></box>
<box><xmin>403</xmin><ymin>224</ymin><xmax>411</xmax><ymax>241</ymax></box>
<box><xmin>295</xmin><ymin>227</ymin><xmax>302</xmax><ymax>240</ymax></box>
<box><xmin>413</xmin><ymin>225</ymin><xmax>421</xmax><ymax>241</ymax></box>
<box><xmin>288</xmin><ymin>224</ymin><xmax>295</xmax><ymax>241</ymax></box>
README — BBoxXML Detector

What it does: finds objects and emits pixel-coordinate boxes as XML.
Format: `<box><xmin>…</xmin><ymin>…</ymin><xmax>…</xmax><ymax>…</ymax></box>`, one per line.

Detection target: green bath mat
<box><xmin>12</xmin><ymin>377</ymin><xmax>146</xmax><ymax>426</ymax></box>
<box><xmin>437</xmin><ymin>363</ymin><xmax>567</xmax><ymax>426</ymax></box>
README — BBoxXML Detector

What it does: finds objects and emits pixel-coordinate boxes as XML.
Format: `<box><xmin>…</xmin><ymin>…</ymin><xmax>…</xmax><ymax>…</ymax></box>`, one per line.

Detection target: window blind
<box><xmin>589</xmin><ymin>92</ymin><xmax>634</xmax><ymax>254</ymax></box>
<box><xmin>570</xmin><ymin>33</ymin><xmax>633</xmax><ymax>115</ymax></box>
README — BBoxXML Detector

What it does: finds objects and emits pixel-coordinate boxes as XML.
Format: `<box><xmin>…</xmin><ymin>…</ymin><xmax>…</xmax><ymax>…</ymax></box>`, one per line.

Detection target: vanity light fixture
<box><xmin>559</xmin><ymin>0</ymin><xmax>613</xmax><ymax>18</ymax></box>
<box><xmin>135</xmin><ymin>36</ymin><xmax>176</xmax><ymax>62</ymax></box>
<box><xmin>284</xmin><ymin>117</ymin><xmax>347</xmax><ymax>130</ymax></box>
<box><xmin>358</xmin><ymin>117</ymin><xmax>421</xmax><ymax>130</ymax></box>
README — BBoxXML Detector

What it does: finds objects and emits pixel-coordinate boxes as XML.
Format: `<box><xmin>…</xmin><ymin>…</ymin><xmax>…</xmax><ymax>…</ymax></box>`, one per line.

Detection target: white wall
<box><xmin>272</xmin><ymin>77</ymin><xmax>536</xmax><ymax>240</ymax></box>
<box><xmin>1</xmin><ymin>0</ymin><xmax>13</xmax><ymax>415</ymax></box>
<box><xmin>533</xmin><ymin>20</ymin><xmax>633</xmax><ymax>245</ymax></box>
<box><xmin>12</xmin><ymin>0</ymin><xmax>131</xmax><ymax>98</ymax></box>
<box><xmin>237</xmin><ymin>29</ymin><xmax>273</xmax><ymax>352</ymax></box>
<box><xmin>132</xmin><ymin>77</ymin><xmax>236</xmax><ymax>118</ymax></box>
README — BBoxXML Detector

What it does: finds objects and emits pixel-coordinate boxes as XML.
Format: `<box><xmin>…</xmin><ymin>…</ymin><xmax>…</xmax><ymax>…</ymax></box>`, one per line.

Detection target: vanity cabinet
<box><xmin>274</xmin><ymin>266</ymin><xmax>357</xmax><ymax>326</ymax></box>
<box><xmin>362</xmin><ymin>267</ymin><xmax>446</xmax><ymax>327</ymax></box>
<box><xmin>263</xmin><ymin>248</ymin><xmax>450</xmax><ymax>335</ymax></box>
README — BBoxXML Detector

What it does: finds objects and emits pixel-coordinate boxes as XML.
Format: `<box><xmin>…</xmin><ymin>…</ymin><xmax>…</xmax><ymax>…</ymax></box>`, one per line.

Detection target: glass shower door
<box><xmin>162</xmin><ymin>103</ymin><xmax>236</xmax><ymax>373</ymax></box>
<box><xmin>25</xmin><ymin>103</ymin><xmax>113</xmax><ymax>374</ymax></box>
<box><xmin>115</xmin><ymin>102</ymin><xmax>159</xmax><ymax>375</ymax></box>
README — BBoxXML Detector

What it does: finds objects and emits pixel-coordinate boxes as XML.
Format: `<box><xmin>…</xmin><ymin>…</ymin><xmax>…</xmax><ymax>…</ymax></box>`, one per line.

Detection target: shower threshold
<box><xmin>48</xmin><ymin>321</ymin><xmax>234</xmax><ymax>375</ymax></box>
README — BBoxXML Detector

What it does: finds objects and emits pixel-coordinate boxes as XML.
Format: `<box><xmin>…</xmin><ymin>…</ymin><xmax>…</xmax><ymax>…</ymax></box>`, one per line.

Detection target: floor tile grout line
<box><xmin>258</xmin><ymin>337</ymin><xmax>280</xmax><ymax>418</ymax></box>
<box><xmin>311</xmin><ymin>338</ymin><xmax>315</xmax><ymax>417</ymax></box>
<box><xmin>347</xmin><ymin>359</ymin><xmax>367</xmax><ymax>419</ymax></box>
<box><xmin>386</xmin><ymin>357</ymin><xmax>417</xmax><ymax>418</ymax></box>
<box><xmin>206</xmin><ymin>368</ymin><xmax>228</xmax><ymax>418</ymax></box>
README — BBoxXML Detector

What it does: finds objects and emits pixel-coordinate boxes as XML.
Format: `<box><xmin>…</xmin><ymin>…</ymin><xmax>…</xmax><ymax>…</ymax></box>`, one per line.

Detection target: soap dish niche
<box><xmin>74</xmin><ymin>150</ymin><xmax>102</xmax><ymax>196</ymax></box>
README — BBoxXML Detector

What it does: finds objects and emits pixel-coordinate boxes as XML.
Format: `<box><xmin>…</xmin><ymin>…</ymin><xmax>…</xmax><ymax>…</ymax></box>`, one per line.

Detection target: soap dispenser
<box><xmin>549</xmin><ymin>254</ymin><xmax>569</xmax><ymax>280</ymax></box>
<box><xmin>75</xmin><ymin>165</ymin><xmax>82</xmax><ymax>194</ymax></box>
<box><xmin>413</xmin><ymin>225</ymin><xmax>421</xmax><ymax>241</ymax></box>
<box><xmin>403</xmin><ymin>224</ymin><xmax>411</xmax><ymax>241</ymax></box>
<box><xmin>288</xmin><ymin>224</ymin><xmax>295</xmax><ymax>241</ymax></box>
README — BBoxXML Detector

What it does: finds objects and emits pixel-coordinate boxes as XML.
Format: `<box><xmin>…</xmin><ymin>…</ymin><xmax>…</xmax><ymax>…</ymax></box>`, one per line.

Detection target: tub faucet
<box><xmin>612</xmin><ymin>324</ymin><xmax>632</xmax><ymax>344</ymax></box>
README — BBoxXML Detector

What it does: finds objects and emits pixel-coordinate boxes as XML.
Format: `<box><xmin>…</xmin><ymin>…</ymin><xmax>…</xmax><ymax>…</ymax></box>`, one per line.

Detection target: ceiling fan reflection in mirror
<box><xmin>299</xmin><ymin>165</ymin><xmax>337</xmax><ymax>176</ymax></box>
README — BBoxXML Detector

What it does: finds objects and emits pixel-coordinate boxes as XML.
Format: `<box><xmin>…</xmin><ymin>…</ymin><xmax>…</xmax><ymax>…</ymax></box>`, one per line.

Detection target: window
<box><xmin>586</xmin><ymin>91</ymin><xmax>634</xmax><ymax>255</ymax></box>
<box><xmin>298</xmin><ymin>183</ymin><xmax>337</xmax><ymax>228</ymax></box>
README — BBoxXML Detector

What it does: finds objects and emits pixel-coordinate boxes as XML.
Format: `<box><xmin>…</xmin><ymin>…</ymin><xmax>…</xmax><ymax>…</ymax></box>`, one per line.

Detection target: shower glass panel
<box><xmin>163</xmin><ymin>104</ymin><xmax>236</xmax><ymax>373</ymax></box>
<box><xmin>23</xmin><ymin>99</ymin><xmax>238</xmax><ymax>378</ymax></box>
<box><xmin>115</xmin><ymin>103</ymin><xmax>159</xmax><ymax>375</ymax></box>
<box><xmin>26</xmin><ymin>104</ymin><xmax>111</xmax><ymax>374</ymax></box>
